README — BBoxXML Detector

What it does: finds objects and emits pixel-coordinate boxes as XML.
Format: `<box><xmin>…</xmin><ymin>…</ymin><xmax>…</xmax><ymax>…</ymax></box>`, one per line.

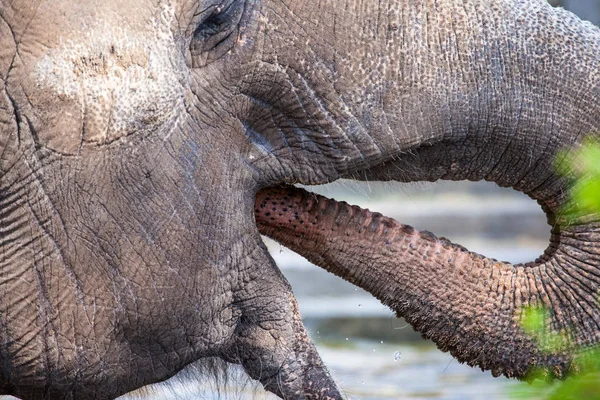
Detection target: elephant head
<box><xmin>0</xmin><ymin>0</ymin><xmax>599</xmax><ymax>399</ymax></box>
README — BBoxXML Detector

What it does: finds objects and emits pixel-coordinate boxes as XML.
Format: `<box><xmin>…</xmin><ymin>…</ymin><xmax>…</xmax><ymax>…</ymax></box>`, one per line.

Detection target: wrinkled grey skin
<box><xmin>1</xmin><ymin>0</ymin><xmax>599</xmax><ymax>399</ymax></box>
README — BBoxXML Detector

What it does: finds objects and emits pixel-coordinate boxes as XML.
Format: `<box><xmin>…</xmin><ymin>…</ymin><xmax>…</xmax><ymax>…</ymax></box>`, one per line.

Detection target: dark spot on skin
<box><xmin>420</xmin><ymin>230</ymin><xmax>437</xmax><ymax>242</ymax></box>
<box><xmin>282</xmin><ymin>208</ymin><xmax>288</xmax><ymax>212</ymax></box>
<box><xmin>265</xmin><ymin>212</ymin><xmax>270</xmax><ymax>216</ymax></box>
<box><xmin>385</xmin><ymin>240</ymin><xmax>391</xmax><ymax>246</ymax></box>
<box><xmin>409</xmin><ymin>243</ymin><xmax>416</xmax><ymax>250</ymax></box>
<box><xmin>368</xmin><ymin>220</ymin><xmax>379</xmax><ymax>232</ymax></box>
<box><xmin>402</xmin><ymin>225</ymin><xmax>415</xmax><ymax>235</ymax></box>
<box><xmin>110</xmin><ymin>45</ymin><xmax>116</xmax><ymax>54</ymax></box>
<box><xmin>457</xmin><ymin>245</ymin><xmax>468</xmax><ymax>252</ymax></box>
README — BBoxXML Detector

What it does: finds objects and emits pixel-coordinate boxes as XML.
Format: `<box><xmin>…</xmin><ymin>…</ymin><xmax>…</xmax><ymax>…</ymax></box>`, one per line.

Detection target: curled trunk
<box><xmin>255</xmin><ymin>186</ymin><xmax>600</xmax><ymax>379</ymax></box>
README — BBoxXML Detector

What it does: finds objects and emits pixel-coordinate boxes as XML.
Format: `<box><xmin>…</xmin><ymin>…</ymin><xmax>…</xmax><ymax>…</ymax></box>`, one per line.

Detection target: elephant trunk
<box><xmin>255</xmin><ymin>186</ymin><xmax>600</xmax><ymax>379</ymax></box>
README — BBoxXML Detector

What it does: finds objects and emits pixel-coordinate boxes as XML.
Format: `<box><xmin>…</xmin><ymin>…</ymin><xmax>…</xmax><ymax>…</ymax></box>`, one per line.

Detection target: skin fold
<box><xmin>0</xmin><ymin>0</ymin><xmax>599</xmax><ymax>399</ymax></box>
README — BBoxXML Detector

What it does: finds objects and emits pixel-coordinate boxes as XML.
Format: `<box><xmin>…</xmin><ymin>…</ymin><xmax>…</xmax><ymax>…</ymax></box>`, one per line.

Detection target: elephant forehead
<box><xmin>30</xmin><ymin>3</ymin><xmax>188</xmax><ymax>153</ymax></box>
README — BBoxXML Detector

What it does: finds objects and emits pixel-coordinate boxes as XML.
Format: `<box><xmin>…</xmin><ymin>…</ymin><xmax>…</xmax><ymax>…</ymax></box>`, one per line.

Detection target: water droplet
<box><xmin>361</xmin><ymin>381</ymin><xmax>365</xmax><ymax>385</ymax></box>
<box><xmin>372</xmin><ymin>349</ymin><xmax>376</xmax><ymax>352</ymax></box>
<box><xmin>345</xmin><ymin>337</ymin><xmax>349</xmax><ymax>341</ymax></box>
<box><xmin>358</xmin><ymin>304</ymin><xmax>362</xmax><ymax>308</ymax></box>
<box><xmin>394</xmin><ymin>351</ymin><xmax>402</xmax><ymax>361</ymax></box>
<box><xmin>380</xmin><ymin>341</ymin><xmax>384</xmax><ymax>344</ymax></box>
<box><xmin>354</xmin><ymin>288</ymin><xmax>358</xmax><ymax>291</ymax></box>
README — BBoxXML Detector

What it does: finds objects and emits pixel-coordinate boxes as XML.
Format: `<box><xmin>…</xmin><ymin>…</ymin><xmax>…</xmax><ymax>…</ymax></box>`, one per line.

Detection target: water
<box><xmin>317</xmin><ymin>340</ymin><xmax>517</xmax><ymax>400</ymax></box>
<box><xmin>116</xmin><ymin>339</ymin><xmax>520</xmax><ymax>400</ymax></box>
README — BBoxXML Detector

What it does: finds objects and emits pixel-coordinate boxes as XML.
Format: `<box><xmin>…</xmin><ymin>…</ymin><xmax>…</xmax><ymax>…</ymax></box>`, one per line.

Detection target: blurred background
<box><xmin>138</xmin><ymin>1</ymin><xmax>598</xmax><ymax>399</ymax></box>
<box><xmin>549</xmin><ymin>0</ymin><xmax>600</xmax><ymax>25</ymax></box>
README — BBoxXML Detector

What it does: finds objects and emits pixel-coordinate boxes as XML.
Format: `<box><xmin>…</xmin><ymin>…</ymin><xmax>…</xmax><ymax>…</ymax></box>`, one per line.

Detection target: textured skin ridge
<box><xmin>255</xmin><ymin>186</ymin><xmax>600</xmax><ymax>379</ymax></box>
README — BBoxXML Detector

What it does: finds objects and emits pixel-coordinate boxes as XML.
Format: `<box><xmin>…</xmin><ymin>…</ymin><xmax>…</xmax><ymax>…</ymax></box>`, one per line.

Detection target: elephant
<box><xmin>0</xmin><ymin>0</ymin><xmax>599</xmax><ymax>398</ymax></box>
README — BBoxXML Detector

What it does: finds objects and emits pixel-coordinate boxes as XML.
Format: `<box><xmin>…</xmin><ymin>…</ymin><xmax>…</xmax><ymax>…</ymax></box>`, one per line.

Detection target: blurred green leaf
<box><xmin>558</xmin><ymin>138</ymin><xmax>600</xmax><ymax>219</ymax></box>
<box><xmin>579</xmin><ymin>138</ymin><xmax>600</xmax><ymax>176</ymax></box>
<box><xmin>511</xmin><ymin>136</ymin><xmax>600</xmax><ymax>400</ymax></box>
<box><xmin>570</xmin><ymin>177</ymin><xmax>600</xmax><ymax>215</ymax></box>
<box><xmin>519</xmin><ymin>306</ymin><xmax>569</xmax><ymax>353</ymax></box>
<box><xmin>521</xmin><ymin>306</ymin><xmax>547</xmax><ymax>336</ymax></box>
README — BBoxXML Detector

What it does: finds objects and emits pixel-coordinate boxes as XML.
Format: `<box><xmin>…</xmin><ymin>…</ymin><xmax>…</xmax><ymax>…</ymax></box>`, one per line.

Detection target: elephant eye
<box><xmin>197</xmin><ymin>1</ymin><xmax>238</xmax><ymax>34</ymax></box>
<box><xmin>190</xmin><ymin>0</ymin><xmax>245</xmax><ymax>67</ymax></box>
